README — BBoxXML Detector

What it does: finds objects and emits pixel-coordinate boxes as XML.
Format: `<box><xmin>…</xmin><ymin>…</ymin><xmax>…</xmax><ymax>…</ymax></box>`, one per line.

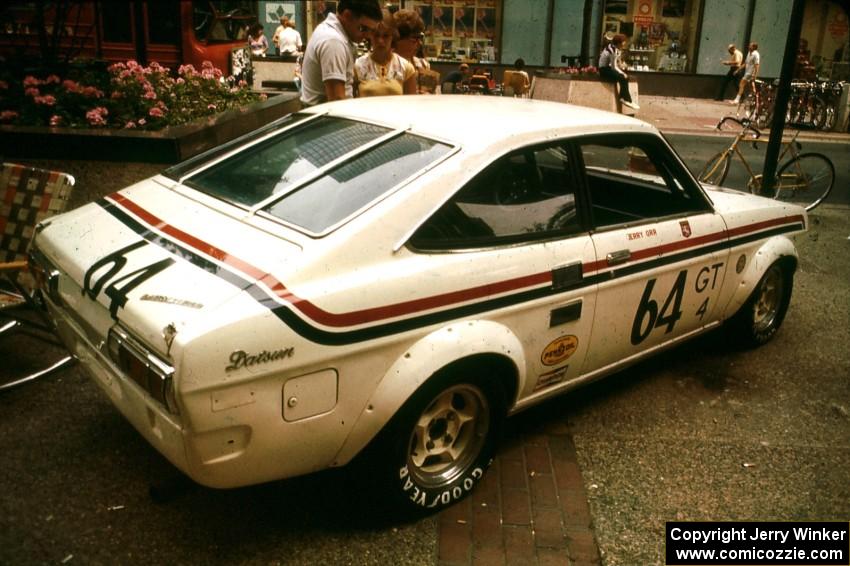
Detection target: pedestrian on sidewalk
<box><xmin>300</xmin><ymin>0</ymin><xmax>383</xmax><ymax>106</ymax></box>
<box><xmin>731</xmin><ymin>42</ymin><xmax>760</xmax><ymax>105</ymax></box>
<box><xmin>598</xmin><ymin>33</ymin><xmax>639</xmax><ymax>111</ymax></box>
<box><xmin>716</xmin><ymin>43</ymin><xmax>743</xmax><ymax>101</ymax></box>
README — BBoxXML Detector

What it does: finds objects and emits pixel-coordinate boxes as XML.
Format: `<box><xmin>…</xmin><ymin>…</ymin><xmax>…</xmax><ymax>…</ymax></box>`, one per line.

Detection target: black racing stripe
<box><xmin>97</xmin><ymin>198</ymin><xmax>803</xmax><ymax>346</ymax></box>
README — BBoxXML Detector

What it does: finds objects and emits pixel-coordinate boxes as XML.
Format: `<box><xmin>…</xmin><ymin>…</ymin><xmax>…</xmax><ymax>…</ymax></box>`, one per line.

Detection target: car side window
<box><xmin>578</xmin><ymin>135</ymin><xmax>708</xmax><ymax>228</ymax></box>
<box><xmin>411</xmin><ymin>144</ymin><xmax>582</xmax><ymax>250</ymax></box>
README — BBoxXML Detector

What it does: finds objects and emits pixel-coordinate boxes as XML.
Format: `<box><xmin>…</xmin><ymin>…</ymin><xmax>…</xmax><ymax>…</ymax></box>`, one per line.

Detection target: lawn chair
<box><xmin>1</xmin><ymin>162</ymin><xmax>76</xmax><ymax>391</ymax></box>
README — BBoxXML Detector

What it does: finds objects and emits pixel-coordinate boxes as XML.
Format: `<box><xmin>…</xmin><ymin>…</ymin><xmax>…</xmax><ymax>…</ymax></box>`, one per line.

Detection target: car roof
<box><xmin>302</xmin><ymin>95</ymin><xmax>657</xmax><ymax>149</ymax></box>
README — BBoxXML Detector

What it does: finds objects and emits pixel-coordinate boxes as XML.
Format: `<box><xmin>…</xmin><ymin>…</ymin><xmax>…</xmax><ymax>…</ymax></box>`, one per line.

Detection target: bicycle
<box><xmin>698</xmin><ymin>116</ymin><xmax>834</xmax><ymax>211</ymax></box>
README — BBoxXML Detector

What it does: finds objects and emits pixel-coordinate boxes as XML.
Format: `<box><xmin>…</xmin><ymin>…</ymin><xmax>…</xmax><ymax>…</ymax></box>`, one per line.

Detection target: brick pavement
<box><xmin>437</xmin><ymin>417</ymin><xmax>600</xmax><ymax>566</ymax></box>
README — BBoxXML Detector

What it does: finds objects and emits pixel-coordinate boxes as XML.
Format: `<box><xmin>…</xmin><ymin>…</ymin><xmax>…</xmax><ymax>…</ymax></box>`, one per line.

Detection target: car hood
<box><xmin>33</xmin><ymin>178</ymin><xmax>303</xmax><ymax>358</ymax></box>
<box><xmin>703</xmin><ymin>185</ymin><xmax>804</xmax><ymax>216</ymax></box>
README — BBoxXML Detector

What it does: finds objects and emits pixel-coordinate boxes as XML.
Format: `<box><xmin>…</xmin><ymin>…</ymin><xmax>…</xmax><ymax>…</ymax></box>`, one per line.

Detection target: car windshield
<box><xmin>181</xmin><ymin>115</ymin><xmax>452</xmax><ymax>234</ymax></box>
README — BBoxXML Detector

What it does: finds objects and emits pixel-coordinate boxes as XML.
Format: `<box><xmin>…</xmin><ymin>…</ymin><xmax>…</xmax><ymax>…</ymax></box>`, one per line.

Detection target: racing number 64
<box><xmin>630</xmin><ymin>270</ymin><xmax>687</xmax><ymax>345</ymax></box>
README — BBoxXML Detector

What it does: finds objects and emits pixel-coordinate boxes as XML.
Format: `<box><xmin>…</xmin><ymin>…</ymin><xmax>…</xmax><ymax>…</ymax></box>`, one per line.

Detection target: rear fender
<box><xmin>332</xmin><ymin>319</ymin><xmax>526</xmax><ymax>466</ymax></box>
<box><xmin>723</xmin><ymin>236</ymin><xmax>798</xmax><ymax>319</ymax></box>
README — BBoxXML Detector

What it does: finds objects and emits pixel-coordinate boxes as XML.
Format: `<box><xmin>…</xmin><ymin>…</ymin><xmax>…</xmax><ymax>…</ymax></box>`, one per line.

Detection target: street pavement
<box><xmin>2</xmin><ymin>97</ymin><xmax>849</xmax><ymax>566</ymax></box>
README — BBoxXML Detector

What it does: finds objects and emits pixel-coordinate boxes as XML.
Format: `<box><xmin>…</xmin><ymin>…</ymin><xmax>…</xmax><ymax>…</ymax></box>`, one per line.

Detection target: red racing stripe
<box><xmin>107</xmin><ymin>193</ymin><xmax>552</xmax><ymax>328</ymax></box>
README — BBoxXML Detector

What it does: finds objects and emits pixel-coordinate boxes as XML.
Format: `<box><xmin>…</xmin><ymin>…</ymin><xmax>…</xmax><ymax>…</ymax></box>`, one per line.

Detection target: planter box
<box><xmin>530</xmin><ymin>74</ymin><xmax>638</xmax><ymax>115</ymax></box>
<box><xmin>0</xmin><ymin>92</ymin><xmax>302</xmax><ymax>164</ymax></box>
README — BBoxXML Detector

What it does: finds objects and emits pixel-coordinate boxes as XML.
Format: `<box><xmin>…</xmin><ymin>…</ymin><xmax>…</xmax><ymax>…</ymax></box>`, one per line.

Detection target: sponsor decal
<box><xmin>226</xmin><ymin>348</ymin><xmax>295</xmax><ymax>372</ymax></box>
<box><xmin>736</xmin><ymin>254</ymin><xmax>747</xmax><ymax>274</ymax></box>
<box><xmin>141</xmin><ymin>294</ymin><xmax>203</xmax><ymax>309</ymax></box>
<box><xmin>534</xmin><ymin>365</ymin><xmax>569</xmax><ymax>391</ymax></box>
<box><xmin>541</xmin><ymin>335</ymin><xmax>579</xmax><ymax>366</ymax></box>
<box><xmin>679</xmin><ymin>220</ymin><xmax>692</xmax><ymax>238</ymax></box>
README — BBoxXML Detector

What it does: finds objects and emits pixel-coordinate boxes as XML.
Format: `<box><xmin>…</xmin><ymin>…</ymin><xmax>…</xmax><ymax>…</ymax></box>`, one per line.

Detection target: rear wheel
<box><xmin>729</xmin><ymin>262</ymin><xmax>792</xmax><ymax>347</ymax></box>
<box><xmin>379</xmin><ymin>365</ymin><xmax>505</xmax><ymax>515</ymax></box>
<box><xmin>774</xmin><ymin>153</ymin><xmax>834</xmax><ymax>211</ymax></box>
<box><xmin>698</xmin><ymin>151</ymin><xmax>731</xmax><ymax>186</ymax></box>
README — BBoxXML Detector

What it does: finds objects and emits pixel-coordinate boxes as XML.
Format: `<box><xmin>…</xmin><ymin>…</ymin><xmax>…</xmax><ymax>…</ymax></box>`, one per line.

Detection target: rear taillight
<box><xmin>107</xmin><ymin>326</ymin><xmax>179</xmax><ymax>414</ymax></box>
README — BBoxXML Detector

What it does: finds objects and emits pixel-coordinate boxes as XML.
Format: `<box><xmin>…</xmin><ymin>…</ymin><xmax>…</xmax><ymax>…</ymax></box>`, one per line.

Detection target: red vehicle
<box><xmin>0</xmin><ymin>1</ymin><xmax>255</xmax><ymax>73</ymax></box>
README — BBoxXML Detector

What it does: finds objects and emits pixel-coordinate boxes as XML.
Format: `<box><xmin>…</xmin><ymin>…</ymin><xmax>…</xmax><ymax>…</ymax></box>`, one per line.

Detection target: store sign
<box><xmin>634</xmin><ymin>0</ymin><xmax>654</xmax><ymax>27</ymax></box>
<box><xmin>828</xmin><ymin>12</ymin><xmax>848</xmax><ymax>40</ymax></box>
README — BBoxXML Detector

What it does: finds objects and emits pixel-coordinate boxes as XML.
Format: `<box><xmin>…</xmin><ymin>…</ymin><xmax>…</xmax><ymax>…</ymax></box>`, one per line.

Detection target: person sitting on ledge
<box><xmin>598</xmin><ymin>33</ymin><xmax>639</xmax><ymax>111</ymax></box>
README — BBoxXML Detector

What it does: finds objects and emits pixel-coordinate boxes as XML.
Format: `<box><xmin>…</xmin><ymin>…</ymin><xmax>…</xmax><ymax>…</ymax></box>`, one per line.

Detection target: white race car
<box><xmin>30</xmin><ymin>96</ymin><xmax>805</xmax><ymax>513</ymax></box>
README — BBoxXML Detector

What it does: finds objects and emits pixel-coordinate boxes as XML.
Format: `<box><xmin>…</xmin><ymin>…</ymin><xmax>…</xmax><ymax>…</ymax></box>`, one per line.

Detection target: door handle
<box><xmin>606</xmin><ymin>249</ymin><xmax>631</xmax><ymax>266</ymax></box>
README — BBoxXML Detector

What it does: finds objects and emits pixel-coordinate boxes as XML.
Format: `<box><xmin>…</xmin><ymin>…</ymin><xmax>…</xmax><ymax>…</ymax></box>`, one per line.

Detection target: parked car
<box><xmin>29</xmin><ymin>96</ymin><xmax>806</xmax><ymax>514</ymax></box>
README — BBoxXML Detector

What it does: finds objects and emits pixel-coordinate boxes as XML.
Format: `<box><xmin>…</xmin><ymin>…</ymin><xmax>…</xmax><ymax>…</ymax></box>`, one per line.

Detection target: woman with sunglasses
<box><xmin>393</xmin><ymin>9</ymin><xmax>437</xmax><ymax>94</ymax></box>
<box><xmin>354</xmin><ymin>10</ymin><xmax>417</xmax><ymax>97</ymax></box>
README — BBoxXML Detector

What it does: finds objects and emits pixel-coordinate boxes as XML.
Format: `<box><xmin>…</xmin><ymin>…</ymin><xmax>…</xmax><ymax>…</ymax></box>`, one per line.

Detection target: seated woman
<box><xmin>355</xmin><ymin>10</ymin><xmax>417</xmax><ymax>97</ymax></box>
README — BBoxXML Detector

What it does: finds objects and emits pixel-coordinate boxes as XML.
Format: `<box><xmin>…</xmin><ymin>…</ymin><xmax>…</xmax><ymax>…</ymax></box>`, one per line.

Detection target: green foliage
<box><xmin>0</xmin><ymin>60</ymin><xmax>264</xmax><ymax>130</ymax></box>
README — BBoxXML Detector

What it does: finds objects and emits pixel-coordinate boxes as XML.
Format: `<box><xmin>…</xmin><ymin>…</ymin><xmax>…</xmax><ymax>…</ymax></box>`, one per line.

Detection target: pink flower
<box><xmin>34</xmin><ymin>95</ymin><xmax>56</xmax><ymax>106</ymax></box>
<box><xmin>0</xmin><ymin>110</ymin><xmax>19</xmax><ymax>122</ymax></box>
<box><xmin>124</xmin><ymin>121</ymin><xmax>136</xmax><ymax>129</ymax></box>
<box><xmin>119</xmin><ymin>69</ymin><xmax>132</xmax><ymax>79</ymax></box>
<box><xmin>25</xmin><ymin>87</ymin><xmax>40</xmax><ymax>97</ymax></box>
<box><xmin>82</xmin><ymin>86</ymin><xmax>104</xmax><ymax>98</ymax></box>
<box><xmin>207</xmin><ymin>103</ymin><xmax>217</xmax><ymax>110</ymax></box>
<box><xmin>45</xmin><ymin>74</ymin><xmax>61</xmax><ymax>84</ymax></box>
<box><xmin>86</xmin><ymin>106</ymin><xmax>108</xmax><ymax>126</ymax></box>
<box><xmin>62</xmin><ymin>79</ymin><xmax>81</xmax><ymax>92</ymax></box>
<box><xmin>138</xmin><ymin>118</ymin><xmax>146</xmax><ymax>126</ymax></box>
<box><xmin>49</xmin><ymin>115</ymin><xmax>62</xmax><ymax>126</ymax></box>
<box><xmin>178</xmin><ymin>64</ymin><xmax>197</xmax><ymax>77</ymax></box>
<box><xmin>23</xmin><ymin>76</ymin><xmax>41</xmax><ymax>87</ymax></box>
<box><xmin>110</xmin><ymin>90</ymin><xmax>123</xmax><ymax>99</ymax></box>
<box><xmin>149</xmin><ymin>107</ymin><xmax>165</xmax><ymax>118</ymax></box>
<box><xmin>176</xmin><ymin>77</ymin><xmax>185</xmax><ymax>85</ymax></box>
<box><xmin>143</xmin><ymin>89</ymin><xmax>157</xmax><ymax>100</ymax></box>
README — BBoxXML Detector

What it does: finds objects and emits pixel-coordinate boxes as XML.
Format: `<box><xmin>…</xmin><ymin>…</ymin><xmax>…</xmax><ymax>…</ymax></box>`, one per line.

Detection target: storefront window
<box><xmin>305</xmin><ymin>0</ymin><xmax>498</xmax><ymax>64</ymax></box>
<box><xmin>602</xmin><ymin>0</ymin><xmax>699</xmax><ymax>73</ymax></box>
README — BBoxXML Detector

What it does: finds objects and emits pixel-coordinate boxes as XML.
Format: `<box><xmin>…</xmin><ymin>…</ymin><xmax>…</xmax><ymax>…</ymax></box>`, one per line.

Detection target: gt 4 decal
<box><xmin>630</xmin><ymin>262</ymin><xmax>724</xmax><ymax>345</ymax></box>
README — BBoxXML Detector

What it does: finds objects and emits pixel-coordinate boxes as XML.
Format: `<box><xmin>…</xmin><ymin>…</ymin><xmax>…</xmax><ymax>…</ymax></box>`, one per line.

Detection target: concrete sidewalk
<box><xmin>632</xmin><ymin>95</ymin><xmax>850</xmax><ymax>141</ymax></box>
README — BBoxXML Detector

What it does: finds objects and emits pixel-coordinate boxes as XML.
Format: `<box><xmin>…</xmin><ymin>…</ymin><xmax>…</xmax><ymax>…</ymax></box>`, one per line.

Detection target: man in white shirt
<box><xmin>300</xmin><ymin>0</ymin><xmax>382</xmax><ymax>106</ymax></box>
<box><xmin>716</xmin><ymin>43</ymin><xmax>743</xmax><ymax>101</ymax></box>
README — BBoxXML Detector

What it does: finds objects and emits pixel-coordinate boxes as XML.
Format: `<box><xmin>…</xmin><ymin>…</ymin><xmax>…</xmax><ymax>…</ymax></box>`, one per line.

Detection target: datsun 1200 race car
<box><xmin>29</xmin><ymin>96</ymin><xmax>806</xmax><ymax>514</ymax></box>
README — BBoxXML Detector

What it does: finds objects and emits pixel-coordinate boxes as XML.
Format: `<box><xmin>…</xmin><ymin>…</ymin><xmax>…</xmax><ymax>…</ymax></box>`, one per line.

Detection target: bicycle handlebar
<box><xmin>716</xmin><ymin>116</ymin><xmax>762</xmax><ymax>139</ymax></box>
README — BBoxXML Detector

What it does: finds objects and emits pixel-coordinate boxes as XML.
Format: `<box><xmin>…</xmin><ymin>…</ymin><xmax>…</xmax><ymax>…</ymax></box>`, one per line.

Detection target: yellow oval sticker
<box><xmin>541</xmin><ymin>335</ymin><xmax>579</xmax><ymax>366</ymax></box>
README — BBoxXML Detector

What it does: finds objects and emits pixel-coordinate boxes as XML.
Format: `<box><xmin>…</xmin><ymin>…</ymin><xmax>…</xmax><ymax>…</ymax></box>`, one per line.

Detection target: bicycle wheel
<box><xmin>774</xmin><ymin>153</ymin><xmax>835</xmax><ymax>211</ymax></box>
<box><xmin>698</xmin><ymin>151</ymin><xmax>731</xmax><ymax>185</ymax></box>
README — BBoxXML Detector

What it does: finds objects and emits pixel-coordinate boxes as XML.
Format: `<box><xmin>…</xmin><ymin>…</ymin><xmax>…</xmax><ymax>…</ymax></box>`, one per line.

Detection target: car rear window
<box><xmin>178</xmin><ymin>115</ymin><xmax>452</xmax><ymax>234</ymax></box>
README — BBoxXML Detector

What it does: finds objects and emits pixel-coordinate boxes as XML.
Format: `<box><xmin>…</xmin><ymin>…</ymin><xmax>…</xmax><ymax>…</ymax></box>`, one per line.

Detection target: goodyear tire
<box><xmin>382</xmin><ymin>365</ymin><xmax>504</xmax><ymax>515</ymax></box>
<box><xmin>730</xmin><ymin>262</ymin><xmax>793</xmax><ymax>347</ymax></box>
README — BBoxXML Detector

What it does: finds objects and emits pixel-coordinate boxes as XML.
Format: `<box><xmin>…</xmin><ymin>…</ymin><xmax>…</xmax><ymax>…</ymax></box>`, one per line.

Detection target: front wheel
<box><xmin>698</xmin><ymin>151</ymin><xmax>731</xmax><ymax>186</ymax></box>
<box><xmin>728</xmin><ymin>262</ymin><xmax>793</xmax><ymax>347</ymax></box>
<box><xmin>774</xmin><ymin>153</ymin><xmax>834</xmax><ymax>211</ymax></box>
<box><xmin>379</xmin><ymin>367</ymin><xmax>504</xmax><ymax>515</ymax></box>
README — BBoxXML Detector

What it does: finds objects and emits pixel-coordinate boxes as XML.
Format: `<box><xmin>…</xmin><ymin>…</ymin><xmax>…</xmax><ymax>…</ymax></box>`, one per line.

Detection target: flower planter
<box><xmin>0</xmin><ymin>92</ymin><xmax>301</xmax><ymax>163</ymax></box>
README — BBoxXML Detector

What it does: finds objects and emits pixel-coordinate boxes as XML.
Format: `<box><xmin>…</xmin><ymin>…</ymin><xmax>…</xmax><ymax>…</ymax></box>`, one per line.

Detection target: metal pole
<box><xmin>761</xmin><ymin>0</ymin><xmax>806</xmax><ymax>196</ymax></box>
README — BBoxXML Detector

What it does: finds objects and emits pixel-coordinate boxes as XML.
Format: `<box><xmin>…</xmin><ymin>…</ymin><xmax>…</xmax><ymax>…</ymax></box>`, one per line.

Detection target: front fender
<box><xmin>723</xmin><ymin>235</ymin><xmax>799</xmax><ymax>319</ymax></box>
<box><xmin>332</xmin><ymin>319</ymin><xmax>526</xmax><ymax>466</ymax></box>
